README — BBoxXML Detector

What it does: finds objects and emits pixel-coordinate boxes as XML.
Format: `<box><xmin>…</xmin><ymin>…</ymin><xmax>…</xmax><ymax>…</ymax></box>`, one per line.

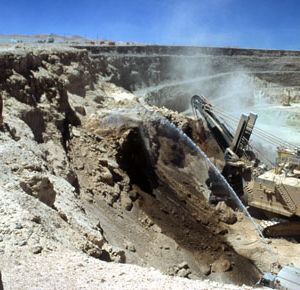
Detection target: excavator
<box><xmin>191</xmin><ymin>95</ymin><xmax>300</xmax><ymax>239</ymax></box>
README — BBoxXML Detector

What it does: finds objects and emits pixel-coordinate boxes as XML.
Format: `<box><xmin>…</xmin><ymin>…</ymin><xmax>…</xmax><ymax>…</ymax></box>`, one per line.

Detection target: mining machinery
<box><xmin>191</xmin><ymin>95</ymin><xmax>300</xmax><ymax>238</ymax></box>
<box><xmin>191</xmin><ymin>95</ymin><xmax>258</xmax><ymax>199</ymax></box>
<box><xmin>258</xmin><ymin>265</ymin><xmax>300</xmax><ymax>290</ymax></box>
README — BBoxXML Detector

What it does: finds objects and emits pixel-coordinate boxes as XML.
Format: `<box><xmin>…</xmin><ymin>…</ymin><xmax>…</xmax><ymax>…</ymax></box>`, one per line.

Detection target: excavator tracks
<box><xmin>261</xmin><ymin>220</ymin><xmax>300</xmax><ymax>239</ymax></box>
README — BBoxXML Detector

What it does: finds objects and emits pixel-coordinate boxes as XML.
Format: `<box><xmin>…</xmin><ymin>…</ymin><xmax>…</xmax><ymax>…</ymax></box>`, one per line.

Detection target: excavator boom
<box><xmin>191</xmin><ymin>95</ymin><xmax>257</xmax><ymax>160</ymax></box>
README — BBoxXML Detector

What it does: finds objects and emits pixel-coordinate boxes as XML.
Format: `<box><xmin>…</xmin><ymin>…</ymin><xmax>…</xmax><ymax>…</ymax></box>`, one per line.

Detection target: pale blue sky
<box><xmin>1</xmin><ymin>0</ymin><xmax>300</xmax><ymax>49</ymax></box>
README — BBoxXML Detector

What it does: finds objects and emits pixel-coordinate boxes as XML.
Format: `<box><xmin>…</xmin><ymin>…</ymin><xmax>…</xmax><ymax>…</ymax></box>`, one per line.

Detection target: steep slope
<box><xmin>0</xmin><ymin>46</ymin><xmax>262</xmax><ymax>289</ymax></box>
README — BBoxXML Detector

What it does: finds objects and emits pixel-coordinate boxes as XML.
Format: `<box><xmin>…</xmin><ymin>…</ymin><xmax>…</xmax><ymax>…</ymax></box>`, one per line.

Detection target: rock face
<box><xmin>83</xmin><ymin>45</ymin><xmax>300</xmax><ymax>87</ymax></box>
<box><xmin>0</xmin><ymin>45</ymin><xmax>263</xmax><ymax>288</ymax></box>
<box><xmin>86</xmin><ymin>45</ymin><xmax>300</xmax><ymax>110</ymax></box>
<box><xmin>20</xmin><ymin>175</ymin><xmax>57</xmax><ymax>207</ymax></box>
<box><xmin>82</xmin><ymin>103</ymin><xmax>260</xmax><ymax>284</ymax></box>
<box><xmin>0</xmin><ymin>47</ymin><xmax>124</xmax><ymax>267</ymax></box>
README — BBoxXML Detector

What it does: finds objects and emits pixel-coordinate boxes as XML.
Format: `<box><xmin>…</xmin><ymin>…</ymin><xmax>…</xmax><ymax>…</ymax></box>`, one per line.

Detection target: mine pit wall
<box><xmin>0</xmin><ymin>46</ymin><xmax>298</xmax><ymax>284</ymax></box>
<box><xmin>0</xmin><ymin>48</ymin><xmax>262</xmax><ymax>284</ymax></box>
<box><xmin>0</xmin><ymin>49</ymin><xmax>96</xmax><ymax>98</ymax></box>
<box><xmin>0</xmin><ymin>49</ymin><xmax>97</xmax><ymax>182</ymax></box>
<box><xmin>77</xmin><ymin>45</ymin><xmax>300</xmax><ymax>111</ymax></box>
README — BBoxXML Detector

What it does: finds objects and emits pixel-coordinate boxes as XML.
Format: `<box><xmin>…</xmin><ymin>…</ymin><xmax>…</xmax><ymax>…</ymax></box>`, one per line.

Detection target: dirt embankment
<box><xmin>0</xmin><ymin>46</ymin><xmax>265</xmax><ymax>289</ymax></box>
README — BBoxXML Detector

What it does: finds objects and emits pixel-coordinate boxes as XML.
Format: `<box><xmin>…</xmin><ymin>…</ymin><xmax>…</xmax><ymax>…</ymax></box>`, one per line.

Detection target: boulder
<box><xmin>125</xmin><ymin>241</ymin><xmax>136</xmax><ymax>252</ymax></box>
<box><xmin>121</xmin><ymin>193</ymin><xmax>133</xmax><ymax>211</ymax></box>
<box><xmin>216</xmin><ymin>202</ymin><xmax>237</xmax><ymax>224</ymax></box>
<box><xmin>98</xmin><ymin>166</ymin><xmax>114</xmax><ymax>186</ymax></box>
<box><xmin>20</xmin><ymin>175</ymin><xmax>57</xmax><ymax>207</ymax></box>
<box><xmin>211</xmin><ymin>257</ymin><xmax>232</xmax><ymax>272</ymax></box>
<box><xmin>31</xmin><ymin>245</ymin><xmax>43</xmax><ymax>254</ymax></box>
<box><xmin>199</xmin><ymin>264</ymin><xmax>211</xmax><ymax>276</ymax></box>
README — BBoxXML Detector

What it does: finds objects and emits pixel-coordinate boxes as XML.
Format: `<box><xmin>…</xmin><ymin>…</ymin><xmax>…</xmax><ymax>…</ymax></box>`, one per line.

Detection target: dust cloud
<box><xmin>159</xmin><ymin>55</ymin><xmax>300</xmax><ymax>163</ymax></box>
<box><xmin>194</xmin><ymin>71</ymin><xmax>300</xmax><ymax>163</ymax></box>
<box><xmin>210</xmin><ymin>72</ymin><xmax>300</xmax><ymax>153</ymax></box>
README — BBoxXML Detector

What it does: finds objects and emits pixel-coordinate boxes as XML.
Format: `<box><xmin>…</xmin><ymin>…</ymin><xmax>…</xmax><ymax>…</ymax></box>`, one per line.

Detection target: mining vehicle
<box><xmin>191</xmin><ymin>95</ymin><xmax>300</xmax><ymax>238</ymax></box>
<box><xmin>258</xmin><ymin>265</ymin><xmax>300</xmax><ymax>290</ymax></box>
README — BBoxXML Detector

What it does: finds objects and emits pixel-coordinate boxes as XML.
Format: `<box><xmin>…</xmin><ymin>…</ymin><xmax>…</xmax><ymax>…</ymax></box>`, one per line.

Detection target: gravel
<box><xmin>1</xmin><ymin>250</ymin><xmax>263</xmax><ymax>290</ymax></box>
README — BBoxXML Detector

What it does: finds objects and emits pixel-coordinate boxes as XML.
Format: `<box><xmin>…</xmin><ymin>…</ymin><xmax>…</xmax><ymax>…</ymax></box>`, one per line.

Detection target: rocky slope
<box><xmin>82</xmin><ymin>45</ymin><xmax>300</xmax><ymax>113</ymax></box>
<box><xmin>1</xmin><ymin>250</ymin><xmax>260</xmax><ymax>290</ymax></box>
<box><xmin>0</xmin><ymin>45</ymin><xmax>267</xmax><ymax>289</ymax></box>
<box><xmin>4</xmin><ymin>44</ymin><xmax>300</xmax><ymax>289</ymax></box>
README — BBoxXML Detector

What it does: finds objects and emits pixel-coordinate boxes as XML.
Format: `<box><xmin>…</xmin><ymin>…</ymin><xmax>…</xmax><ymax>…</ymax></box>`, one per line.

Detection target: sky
<box><xmin>1</xmin><ymin>0</ymin><xmax>300</xmax><ymax>49</ymax></box>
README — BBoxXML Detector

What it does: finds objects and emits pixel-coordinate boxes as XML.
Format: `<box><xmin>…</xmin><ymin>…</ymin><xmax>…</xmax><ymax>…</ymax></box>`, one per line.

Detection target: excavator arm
<box><xmin>191</xmin><ymin>95</ymin><xmax>258</xmax><ymax>199</ymax></box>
<box><xmin>191</xmin><ymin>95</ymin><xmax>257</xmax><ymax>161</ymax></box>
<box><xmin>191</xmin><ymin>95</ymin><xmax>233</xmax><ymax>152</ymax></box>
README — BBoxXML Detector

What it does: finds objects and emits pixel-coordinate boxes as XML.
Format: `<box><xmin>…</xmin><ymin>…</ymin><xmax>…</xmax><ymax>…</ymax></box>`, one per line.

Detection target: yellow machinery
<box><xmin>249</xmin><ymin>147</ymin><xmax>300</xmax><ymax>217</ymax></box>
<box><xmin>192</xmin><ymin>95</ymin><xmax>300</xmax><ymax>238</ymax></box>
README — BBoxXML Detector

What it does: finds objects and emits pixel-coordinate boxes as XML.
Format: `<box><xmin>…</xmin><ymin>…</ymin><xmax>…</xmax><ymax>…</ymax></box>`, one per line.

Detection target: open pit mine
<box><xmin>0</xmin><ymin>43</ymin><xmax>300</xmax><ymax>290</ymax></box>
